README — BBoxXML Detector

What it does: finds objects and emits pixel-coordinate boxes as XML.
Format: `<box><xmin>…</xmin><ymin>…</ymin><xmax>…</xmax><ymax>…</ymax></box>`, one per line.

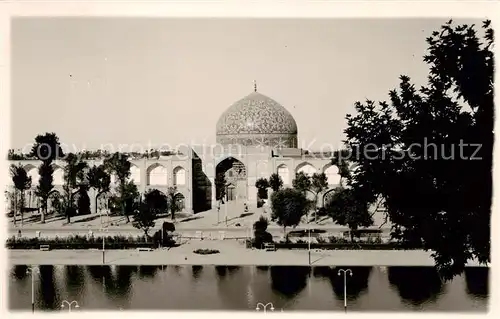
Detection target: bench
<box><xmin>39</xmin><ymin>245</ymin><xmax>50</xmax><ymax>251</ymax></box>
<box><xmin>264</xmin><ymin>243</ymin><xmax>276</xmax><ymax>251</ymax></box>
<box><xmin>136</xmin><ymin>247</ymin><xmax>153</xmax><ymax>252</ymax></box>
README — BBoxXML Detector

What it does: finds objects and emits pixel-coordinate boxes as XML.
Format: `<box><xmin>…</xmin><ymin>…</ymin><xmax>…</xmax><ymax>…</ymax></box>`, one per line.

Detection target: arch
<box><xmin>215</xmin><ymin>156</ymin><xmax>247</xmax><ymax>201</ymax></box>
<box><xmin>25</xmin><ymin>189</ymin><xmax>38</xmax><ymax>209</ymax></box>
<box><xmin>147</xmin><ymin>163</ymin><xmax>168</xmax><ymax>186</ymax></box>
<box><xmin>130</xmin><ymin>164</ymin><xmax>141</xmax><ymax>185</ymax></box>
<box><xmin>173</xmin><ymin>166</ymin><xmax>186</xmax><ymax>186</ymax></box>
<box><xmin>24</xmin><ymin>164</ymin><xmax>39</xmax><ymax>187</ymax></box>
<box><xmin>322</xmin><ymin>188</ymin><xmax>337</xmax><ymax>207</ymax></box>
<box><xmin>277</xmin><ymin>164</ymin><xmax>290</xmax><ymax>185</ymax></box>
<box><xmin>323</xmin><ymin>164</ymin><xmax>341</xmax><ymax>185</ymax></box>
<box><xmin>296</xmin><ymin>162</ymin><xmax>316</xmax><ymax>176</ymax></box>
<box><xmin>52</xmin><ymin>165</ymin><xmax>64</xmax><ymax>185</ymax></box>
<box><xmin>175</xmin><ymin>193</ymin><xmax>185</xmax><ymax>211</ymax></box>
<box><xmin>96</xmin><ymin>192</ymin><xmax>111</xmax><ymax>213</ymax></box>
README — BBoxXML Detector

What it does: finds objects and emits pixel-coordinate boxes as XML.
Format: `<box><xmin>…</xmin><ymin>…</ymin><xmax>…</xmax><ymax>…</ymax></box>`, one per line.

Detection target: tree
<box><xmin>34</xmin><ymin>162</ymin><xmax>54</xmax><ymax>223</ymax></box>
<box><xmin>122</xmin><ymin>181</ymin><xmax>140</xmax><ymax>219</ymax></box>
<box><xmin>76</xmin><ymin>185</ymin><xmax>91</xmax><ymax>216</ymax></box>
<box><xmin>143</xmin><ymin>189</ymin><xmax>168</xmax><ymax>216</ymax></box>
<box><xmin>310</xmin><ymin>173</ymin><xmax>329</xmax><ymax>220</ymax></box>
<box><xmin>5</xmin><ymin>190</ymin><xmax>15</xmax><ymax>218</ymax></box>
<box><xmin>133</xmin><ymin>202</ymin><xmax>157</xmax><ymax>238</ymax></box>
<box><xmin>255</xmin><ymin>178</ymin><xmax>270</xmax><ymax>199</ymax></box>
<box><xmin>10</xmin><ymin>164</ymin><xmax>32</xmax><ymax>226</ymax></box>
<box><xmin>292</xmin><ymin>172</ymin><xmax>311</xmax><ymax>194</ymax></box>
<box><xmin>255</xmin><ymin>178</ymin><xmax>270</xmax><ymax>208</ymax></box>
<box><xmin>103</xmin><ymin>152</ymin><xmax>132</xmax><ymax>222</ymax></box>
<box><xmin>167</xmin><ymin>186</ymin><xmax>182</xmax><ymax>220</ymax></box>
<box><xmin>331</xmin><ymin>150</ymin><xmax>352</xmax><ymax>187</ymax></box>
<box><xmin>61</xmin><ymin>153</ymin><xmax>88</xmax><ymax>223</ymax></box>
<box><xmin>342</xmin><ymin>20</ymin><xmax>493</xmax><ymax>279</ymax></box>
<box><xmin>214</xmin><ymin>172</ymin><xmax>226</xmax><ymax>203</ymax></box>
<box><xmin>270</xmin><ymin>188</ymin><xmax>309</xmax><ymax>240</ymax></box>
<box><xmin>292</xmin><ymin>172</ymin><xmax>328</xmax><ymax>223</ymax></box>
<box><xmin>325</xmin><ymin>187</ymin><xmax>373</xmax><ymax>242</ymax></box>
<box><xmin>269</xmin><ymin>173</ymin><xmax>283</xmax><ymax>192</ymax></box>
<box><xmin>30</xmin><ymin>133</ymin><xmax>64</xmax><ymax>223</ymax></box>
<box><xmin>253</xmin><ymin>215</ymin><xmax>273</xmax><ymax>248</ymax></box>
<box><xmin>87</xmin><ymin>165</ymin><xmax>111</xmax><ymax>216</ymax></box>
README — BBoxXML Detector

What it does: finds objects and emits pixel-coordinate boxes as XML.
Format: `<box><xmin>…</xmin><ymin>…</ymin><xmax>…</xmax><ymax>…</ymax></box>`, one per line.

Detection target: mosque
<box><xmin>8</xmin><ymin>84</ymin><xmax>342</xmax><ymax>215</ymax></box>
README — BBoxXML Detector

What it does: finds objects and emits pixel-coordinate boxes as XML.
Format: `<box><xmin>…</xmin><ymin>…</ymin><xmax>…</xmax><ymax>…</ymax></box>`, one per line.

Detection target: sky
<box><xmin>10</xmin><ymin>18</ymin><xmax>480</xmax><ymax>153</ymax></box>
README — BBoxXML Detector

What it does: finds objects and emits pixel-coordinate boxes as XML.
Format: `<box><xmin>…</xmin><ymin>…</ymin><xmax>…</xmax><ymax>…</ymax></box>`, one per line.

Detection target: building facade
<box><xmin>7</xmin><ymin>88</ymin><xmax>342</xmax><ymax>215</ymax></box>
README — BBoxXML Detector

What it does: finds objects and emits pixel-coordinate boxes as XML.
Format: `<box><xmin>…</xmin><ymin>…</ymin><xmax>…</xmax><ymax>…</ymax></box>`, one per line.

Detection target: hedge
<box><xmin>5</xmin><ymin>235</ymin><xmax>164</xmax><ymax>250</ymax></box>
<box><xmin>247</xmin><ymin>239</ymin><xmax>421</xmax><ymax>250</ymax></box>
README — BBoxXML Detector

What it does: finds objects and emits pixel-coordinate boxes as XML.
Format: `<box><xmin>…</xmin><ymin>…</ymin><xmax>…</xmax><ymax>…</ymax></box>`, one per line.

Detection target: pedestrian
<box><xmin>17</xmin><ymin>229</ymin><xmax>22</xmax><ymax>238</ymax></box>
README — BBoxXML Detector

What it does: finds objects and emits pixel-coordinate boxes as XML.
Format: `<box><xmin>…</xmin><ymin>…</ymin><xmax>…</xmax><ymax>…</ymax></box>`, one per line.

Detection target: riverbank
<box><xmin>8</xmin><ymin>240</ymin><xmax>487</xmax><ymax>267</ymax></box>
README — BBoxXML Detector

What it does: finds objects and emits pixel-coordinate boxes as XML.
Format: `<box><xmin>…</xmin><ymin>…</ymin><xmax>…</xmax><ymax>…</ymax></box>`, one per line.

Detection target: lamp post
<box><xmin>308</xmin><ymin>222</ymin><xmax>311</xmax><ymax>265</ymax></box>
<box><xmin>26</xmin><ymin>266</ymin><xmax>39</xmax><ymax>313</ymax></box>
<box><xmin>337</xmin><ymin>268</ymin><xmax>352</xmax><ymax>313</ymax></box>
<box><xmin>100</xmin><ymin>227</ymin><xmax>108</xmax><ymax>264</ymax></box>
<box><xmin>61</xmin><ymin>300</ymin><xmax>80</xmax><ymax>312</ymax></box>
<box><xmin>224</xmin><ymin>196</ymin><xmax>228</xmax><ymax>227</ymax></box>
<box><xmin>255</xmin><ymin>302</ymin><xmax>275</xmax><ymax>313</ymax></box>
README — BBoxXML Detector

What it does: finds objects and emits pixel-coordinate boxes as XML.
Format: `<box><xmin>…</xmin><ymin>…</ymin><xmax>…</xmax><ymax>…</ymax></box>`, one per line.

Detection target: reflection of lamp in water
<box><xmin>26</xmin><ymin>266</ymin><xmax>39</xmax><ymax>313</ymax></box>
<box><xmin>255</xmin><ymin>302</ymin><xmax>275</xmax><ymax>313</ymax></box>
<box><xmin>61</xmin><ymin>300</ymin><xmax>80</xmax><ymax>312</ymax></box>
<box><xmin>337</xmin><ymin>268</ymin><xmax>353</xmax><ymax>313</ymax></box>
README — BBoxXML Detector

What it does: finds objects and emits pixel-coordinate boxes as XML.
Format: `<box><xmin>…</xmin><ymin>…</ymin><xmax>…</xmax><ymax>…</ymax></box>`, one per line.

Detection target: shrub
<box><xmin>316</xmin><ymin>236</ymin><xmax>327</xmax><ymax>244</ymax></box>
<box><xmin>193</xmin><ymin>248</ymin><xmax>220</xmax><ymax>255</ymax></box>
<box><xmin>254</xmin><ymin>230</ymin><xmax>273</xmax><ymax>249</ymax></box>
<box><xmin>257</xmin><ymin>198</ymin><xmax>265</xmax><ymax>208</ymax></box>
<box><xmin>162</xmin><ymin>222</ymin><xmax>175</xmax><ymax>232</ymax></box>
<box><xmin>5</xmin><ymin>234</ymin><xmax>167</xmax><ymax>250</ymax></box>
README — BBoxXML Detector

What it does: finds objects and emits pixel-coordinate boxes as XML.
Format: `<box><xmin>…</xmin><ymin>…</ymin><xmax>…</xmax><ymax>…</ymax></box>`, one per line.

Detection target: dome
<box><xmin>216</xmin><ymin>91</ymin><xmax>298</xmax><ymax>148</ymax></box>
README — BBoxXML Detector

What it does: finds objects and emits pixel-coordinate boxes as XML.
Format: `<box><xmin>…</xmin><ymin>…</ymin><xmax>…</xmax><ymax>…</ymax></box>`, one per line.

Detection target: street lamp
<box><xmin>61</xmin><ymin>300</ymin><xmax>80</xmax><ymax>312</ymax></box>
<box><xmin>26</xmin><ymin>266</ymin><xmax>39</xmax><ymax>313</ymax></box>
<box><xmin>337</xmin><ymin>268</ymin><xmax>353</xmax><ymax>313</ymax></box>
<box><xmin>308</xmin><ymin>223</ymin><xmax>312</xmax><ymax>265</ymax></box>
<box><xmin>100</xmin><ymin>227</ymin><xmax>108</xmax><ymax>264</ymax></box>
<box><xmin>255</xmin><ymin>302</ymin><xmax>275</xmax><ymax>313</ymax></box>
<box><xmin>224</xmin><ymin>195</ymin><xmax>228</xmax><ymax>227</ymax></box>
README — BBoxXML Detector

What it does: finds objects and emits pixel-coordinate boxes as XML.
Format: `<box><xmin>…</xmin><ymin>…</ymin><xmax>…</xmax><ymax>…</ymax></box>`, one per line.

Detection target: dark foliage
<box><xmin>268</xmin><ymin>173</ymin><xmax>283</xmax><ymax>192</ymax></box>
<box><xmin>343</xmin><ymin>20</ymin><xmax>493</xmax><ymax>278</ymax></box>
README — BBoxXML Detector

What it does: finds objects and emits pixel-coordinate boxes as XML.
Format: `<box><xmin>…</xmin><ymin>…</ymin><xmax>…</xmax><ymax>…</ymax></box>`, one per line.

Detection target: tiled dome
<box><xmin>216</xmin><ymin>91</ymin><xmax>298</xmax><ymax>148</ymax></box>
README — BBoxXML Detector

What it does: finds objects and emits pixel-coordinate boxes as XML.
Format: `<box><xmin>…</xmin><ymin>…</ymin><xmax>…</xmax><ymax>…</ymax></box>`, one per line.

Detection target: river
<box><xmin>8</xmin><ymin>265</ymin><xmax>488</xmax><ymax>312</ymax></box>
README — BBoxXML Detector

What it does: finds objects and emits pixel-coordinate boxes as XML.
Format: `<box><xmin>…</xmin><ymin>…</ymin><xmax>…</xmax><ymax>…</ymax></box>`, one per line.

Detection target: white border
<box><xmin>0</xmin><ymin>1</ymin><xmax>498</xmax><ymax>319</ymax></box>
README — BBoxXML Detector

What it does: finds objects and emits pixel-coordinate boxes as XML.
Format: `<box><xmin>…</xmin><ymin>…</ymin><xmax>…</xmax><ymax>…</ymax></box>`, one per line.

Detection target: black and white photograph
<box><xmin>1</xmin><ymin>1</ymin><xmax>495</xmax><ymax>315</ymax></box>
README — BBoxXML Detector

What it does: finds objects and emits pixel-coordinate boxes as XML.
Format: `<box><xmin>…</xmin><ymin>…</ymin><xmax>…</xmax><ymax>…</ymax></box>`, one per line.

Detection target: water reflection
<box><xmin>388</xmin><ymin>267</ymin><xmax>443</xmax><ymax>305</ymax></box>
<box><xmin>7</xmin><ymin>265</ymin><xmax>488</xmax><ymax>312</ymax></box>
<box><xmin>65</xmin><ymin>266</ymin><xmax>85</xmax><ymax>297</ymax></box>
<box><xmin>329</xmin><ymin>267</ymin><xmax>372</xmax><ymax>301</ymax></box>
<box><xmin>215</xmin><ymin>266</ymin><xmax>227</xmax><ymax>278</ymax></box>
<box><xmin>270</xmin><ymin>266</ymin><xmax>310</xmax><ymax>298</ymax></box>
<box><xmin>12</xmin><ymin>265</ymin><xmax>28</xmax><ymax>280</ymax></box>
<box><xmin>465</xmin><ymin>267</ymin><xmax>488</xmax><ymax>298</ymax></box>
<box><xmin>138</xmin><ymin>266</ymin><xmax>157</xmax><ymax>279</ymax></box>
<box><xmin>191</xmin><ymin>266</ymin><xmax>203</xmax><ymax>280</ymax></box>
<box><xmin>38</xmin><ymin>266</ymin><xmax>58</xmax><ymax>310</ymax></box>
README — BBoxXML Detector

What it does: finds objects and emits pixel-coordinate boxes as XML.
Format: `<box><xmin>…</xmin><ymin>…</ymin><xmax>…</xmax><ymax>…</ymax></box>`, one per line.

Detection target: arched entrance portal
<box><xmin>216</xmin><ymin>157</ymin><xmax>247</xmax><ymax>202</ymax></box>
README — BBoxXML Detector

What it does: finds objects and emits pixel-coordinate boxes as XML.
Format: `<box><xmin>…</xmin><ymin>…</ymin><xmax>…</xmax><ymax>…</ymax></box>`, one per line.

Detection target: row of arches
<box><xmin>21</xmin><ymin>188</ymin><xmax>188</xmax><ymax>213</ymax></box>
<box><xmin>277</xmin><ymin>162</ymin><xmax>342</xmax><ymax>185</ymax></box>
<box><xmin>19</xmin><ymin>164</ymin><xmax>187</xmax><ymax>187</ymax></box>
